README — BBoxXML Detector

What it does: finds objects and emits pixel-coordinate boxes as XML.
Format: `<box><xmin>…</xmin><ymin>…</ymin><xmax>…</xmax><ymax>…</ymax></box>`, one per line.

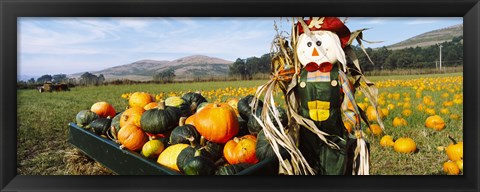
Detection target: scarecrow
<box><xmin>252</xmin><ymin>17</ymin><xmax>385</xmax><ymax>175</ymax></box>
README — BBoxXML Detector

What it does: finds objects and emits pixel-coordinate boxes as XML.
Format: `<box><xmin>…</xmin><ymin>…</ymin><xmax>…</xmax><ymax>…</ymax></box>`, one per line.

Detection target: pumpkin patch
<box><xmin>69</xmin><ymin>72</ymin><xmax>463</xmax><ymax>175</ymax></box>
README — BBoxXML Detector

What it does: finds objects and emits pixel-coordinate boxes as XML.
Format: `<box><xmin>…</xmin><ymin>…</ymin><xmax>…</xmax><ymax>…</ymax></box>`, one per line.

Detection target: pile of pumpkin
<box><xmin>75</xmin><ymin>92</ymin><xmax>287</xmax><ymax>175</ymax></box>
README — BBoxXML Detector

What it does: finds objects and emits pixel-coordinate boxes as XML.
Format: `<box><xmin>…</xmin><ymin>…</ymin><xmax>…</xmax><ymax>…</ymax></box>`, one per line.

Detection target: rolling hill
<box><xmin>69</xmin><ymin>55</ymin><xmax>234</xmax><ymax>81</ymax></box>
<box><xmin>386</xmin><ymin>24</ymin><xmax>463</xmax><ymax>50</ymax></box>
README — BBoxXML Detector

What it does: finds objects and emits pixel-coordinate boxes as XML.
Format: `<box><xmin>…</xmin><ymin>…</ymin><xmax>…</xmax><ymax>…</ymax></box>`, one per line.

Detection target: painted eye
<box><xmin>316</xmin><ymin>41</ymin><xmax>322</xmax><ymax>46</ymax></box>
<box><xmin>307</xmin><ymin>42</ymin><xmax>312</xmax><ymax>47</ymax></box>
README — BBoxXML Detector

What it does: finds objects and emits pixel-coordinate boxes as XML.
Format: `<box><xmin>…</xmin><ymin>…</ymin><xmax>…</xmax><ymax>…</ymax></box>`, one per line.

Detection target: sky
<box><xmin>18</xmin><ymin>17</ymin><xmax>462</xmax><ymax>79</ymax></box>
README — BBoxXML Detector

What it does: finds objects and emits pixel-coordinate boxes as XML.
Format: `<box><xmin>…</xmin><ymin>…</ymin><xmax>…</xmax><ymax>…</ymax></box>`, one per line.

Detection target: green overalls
<box><xmin>294</xmin><ymin>63</ymin><xmax>349</xmax><ymax>175</ymax></box>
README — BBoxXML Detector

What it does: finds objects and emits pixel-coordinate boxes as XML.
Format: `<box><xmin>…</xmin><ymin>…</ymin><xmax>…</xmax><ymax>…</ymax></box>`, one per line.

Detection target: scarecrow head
<box><xmin>296</xmin><ymin>17</ymin><xmax>351</xmax><ymax>72</ymax></box>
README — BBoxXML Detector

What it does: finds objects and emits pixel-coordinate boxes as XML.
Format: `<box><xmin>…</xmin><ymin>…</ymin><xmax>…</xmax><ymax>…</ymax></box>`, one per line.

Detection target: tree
<box><xmin>153</xmin><ymin>69</ymin><xmax>176</xmax><ymax>83</ymax></box>
<box><xmin>228</xmin><ymin>54</ymin><xmax>272</xmax><ymax>80</ymax></box>
<box><xmin>98</xmin><ymin>74</ymin><xmax>106</xmax><ymax>84</ymax></box>
<box><xmin>80</xmin><ymin>72</ymin><xmax>99</xmax><ymax>86</ymax></box>
<box><xmin>229</xmin><ymin>58</ymin><xmax>249</xmax><ymax>80</ymax></box>
<box><xmin>52</xmin><ymin>74</ymin><xmax>67</xmax><ymax>83</ymax></box>
<box><xmin>372</xmin><ymin>46</ymin><xmax>390</xmax><ymax>70</ymax></box>
<box><xmin>36</xmin><ymin>74</ymin><xmax>52</xmax><ymax>83</ymax></box>
<box><xmin>259</xmin><ymin>53</ymin><xmax>272</xmax><ymax>73</ymax></box>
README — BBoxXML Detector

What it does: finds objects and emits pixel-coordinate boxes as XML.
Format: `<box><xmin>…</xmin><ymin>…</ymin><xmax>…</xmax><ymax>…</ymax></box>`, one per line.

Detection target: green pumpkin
<box><xmin>255</xmin><ymin>129</ymin><xmax>287</xmax><ymax>161</ymax></box>
<box><xmin>176</xmin><ymin>146</ymin><xmax>210</xmax><ymax>173</ymax></box>
<box><xmin>247</xmin><ymin>106</ymin><xmax>287</xmax><ymax>135</ymax></box>
<box><xmin>159</xmin><ymin>137</ymin><xmax>170</xmax><ymax>148</ymax></box>
<box><xmin>169</xmin><ymin>117</ymin><xmax>200</xmax><ymax>145</ymax></box>
<box><xmin>86</xmin><ymin>117</ymin><xmax>112</xmax><ymax>135</ymax></box>
<box><xmin>106</xmin><ymin>111</ymin><xmax>123</xmax><ymax>141</ymax></box>
<box><xmin>165</xmin><ymin>96</ymin><xmax>192</xmax><ymax>117</ymax></box>
<box><xmin>202</xmin><ymin>141</ymin><xmax>224</xmax><ymax>162</ymax></box>
<box><xmin>140</xmin><ymin>102</ymin><xmax>182</xmax><ymax>134</ymax></box>
<box><xmin>235</xmin><ymin>115</ymin><xmax>250</xmax><ymax>137</ymax></box>
<box><xmin>110</xmin><ymin>111</ymin><xmax>124</xmax><ymax>132</ymax></box>
<box><xmin>182</xmin><ymin>155</ymin><xmax>216</xmax><ymax>175</ymax></box>
<box><xmin>182</xmin><ymin>92</ymin><xmax>208</xmax><ymax>113</ymax></box>
<box><xmin>237</xmin><ymin>95</ymin><xmax>263</xmax><ymax>121</ymax></box>
<box><xmin>275</xmin><ymin>107</ymin><xmax>289</xmax><ymax>128</ymax></box>
<box><xmin>75</xmin><ymin>110</ymin><xmax>99</xmax><ymax>127</ymax></box>
<box><xmin>246</xmin><ymin>106</ymin><xmax>263</xmax><ymax>135</ymax></box>
<box><xmin>214</xmin><ymin>163</ymin><xmax>252</xmax><ymax>175</ymax></box>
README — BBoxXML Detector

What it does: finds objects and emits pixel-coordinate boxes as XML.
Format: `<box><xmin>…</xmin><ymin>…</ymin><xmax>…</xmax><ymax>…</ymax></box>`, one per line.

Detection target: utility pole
<box><xmin>438</xmin><ymin>44</ymin><xmax>443</xmax><ymax>71</ymax></box>
<box><xmin>243</xmin><ymin>58</ymin><xmax>248</xmax><ymax>80</ymax></box>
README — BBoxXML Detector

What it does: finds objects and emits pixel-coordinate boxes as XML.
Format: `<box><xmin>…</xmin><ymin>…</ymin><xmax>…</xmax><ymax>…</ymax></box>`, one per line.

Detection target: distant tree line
<box><xmin>352</xmin><ymin>36</ymin><xmax>463</xmax><ymax>71</ymax></box>
<box><xmin>229</xmin><ymin>53</ymin><xmax>271</xmax><ymax>80</ymax></box>
<box><xmin>19</xmin><ymin>74</ymin><xmax>75</xmax><ymax>85</ymax></box>
<box><xmin>79</xmin><ymin>72</ymin><xmax>106</xmax><ymax>86</ymax></box>
<box><xmin>17</xmin><ymin>72</ymin><xmax>107</xmax><ymax>89</ymax></box>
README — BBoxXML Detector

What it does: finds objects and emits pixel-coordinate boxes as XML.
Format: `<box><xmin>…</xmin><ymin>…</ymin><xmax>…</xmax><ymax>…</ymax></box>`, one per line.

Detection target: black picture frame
<box><xmin>1</xmin><ymin>0</ymin><xmax>479</xmax><ymax>191</ymax></box>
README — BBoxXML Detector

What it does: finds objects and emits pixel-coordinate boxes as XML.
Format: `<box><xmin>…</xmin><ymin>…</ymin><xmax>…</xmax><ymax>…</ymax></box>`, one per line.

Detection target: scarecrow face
<box><xmin>295</xmin><ymin>30</ymin><xmax>347</xmax><ymax>122</ymax></box>
<box><xmin>296</xmin><ymin>30</ymin><xmax>345</xmax><ymax>68</ymax></box>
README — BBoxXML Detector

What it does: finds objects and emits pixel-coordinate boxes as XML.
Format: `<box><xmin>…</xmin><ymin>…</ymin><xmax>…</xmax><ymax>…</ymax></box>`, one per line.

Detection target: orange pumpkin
<box><xmin>392</xmin><ymin>117</ymin><xmax>407</xmax><ymax>127</ymax></box>
<box><xmin>120</xmin><ymin>106</ymin><xmax>145</xmax><ymax>128</ymax></box>
<box><xmin>401</xmin><ymin>109</ymin><xmax>412</xmax><ymax>117</ymax></box>
<box><xmin>443</xmin><ymin>161</ymin><xmax>460</xmax><ymax>175</ymax></box>
<box><xmin>367</xmin><ymin>124</ymin><xmax>383</xmax><ymax>136</ymax></box>
<box><xmin>129</xmin><ymin>92</ymin><xmax>153</xmax><ymax>108</ymax></box>
<box><xmin>194</xmin><ymin>103</ymin><xmax>239</xmax><ymax>143</ymax></box>
<box><xmin>379</xmin><ymin>135</ymin><xmax>395</xmax><ymax>147</ymax></box>
<box><xmin>425</xmin><ymin>115</ymin><xmax>445</xmax><ymax>131</ymax></box>
<box><xmin>144</xmin><ymin>102</ymin><xmax>159</xmax><ymax>110</ymax></box>
<box><xmin>117</xmin><ymin>124</ymin><xmax>149</xmax><ymax>151</ymax></box>
<box><xmin>90</xmin><ymin>101</ymin><xmax>116</xmax><ymax>118</ymax></box>
<box><xmin>366</xmin><ymin>106</ymin><xmax>384</xmax><ymax>122</ymax></box>
<box><xmin>185</xmin><ymin>114</ymin><xmax>196</xmax><ymax>126</ymax></box>
<box><xmin>446</xmin><ymin>136</ymin><xmax>463</xmax><ymax>161</ymax></box>
<box><xmin>393</xmin><ymin>137</ymin><xmax>416</xmax><ymax>154</ymax></box>
<box><xmin>223</xmin><ymin>135</ymin><xmax>259</xmax><ymax>164</ymax></box>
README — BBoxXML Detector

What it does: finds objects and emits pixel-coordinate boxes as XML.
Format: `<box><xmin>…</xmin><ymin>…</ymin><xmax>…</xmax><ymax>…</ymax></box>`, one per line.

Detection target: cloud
<box><xmin>127</xmin><ymin>19</ymin><xmax>274</xmax><ymax>60</ymax></box>
<box><xmin>18</xmin><ymin>18</ymin><xmax>122</xmax><ymax>55</ymax></box>
<box><xmin>117</xmin><ymin>18</ymin><xmax>150</xmax><ymax>30</ymax></box>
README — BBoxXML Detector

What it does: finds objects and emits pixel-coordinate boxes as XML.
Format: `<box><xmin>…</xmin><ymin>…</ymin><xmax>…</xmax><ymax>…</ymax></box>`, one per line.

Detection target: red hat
<box><xmin>297</xmin><ymin>17</ymin><xmax>351</xmax><ymax>49</ymax></box>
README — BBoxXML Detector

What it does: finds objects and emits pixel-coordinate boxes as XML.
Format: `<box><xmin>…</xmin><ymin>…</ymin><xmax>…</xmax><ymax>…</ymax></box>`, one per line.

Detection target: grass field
<box><xmin>17</xmin><ymin>72</ymin><xmax>463</xmax><ymax>175</ymax></box>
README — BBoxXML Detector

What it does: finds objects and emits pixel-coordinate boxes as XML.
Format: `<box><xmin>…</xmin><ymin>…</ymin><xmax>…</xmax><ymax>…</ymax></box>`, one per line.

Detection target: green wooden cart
<box><xmin>68</xmin><ymin>122</ymin><xmax>283</xmax><ymax>175</ymax></box>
